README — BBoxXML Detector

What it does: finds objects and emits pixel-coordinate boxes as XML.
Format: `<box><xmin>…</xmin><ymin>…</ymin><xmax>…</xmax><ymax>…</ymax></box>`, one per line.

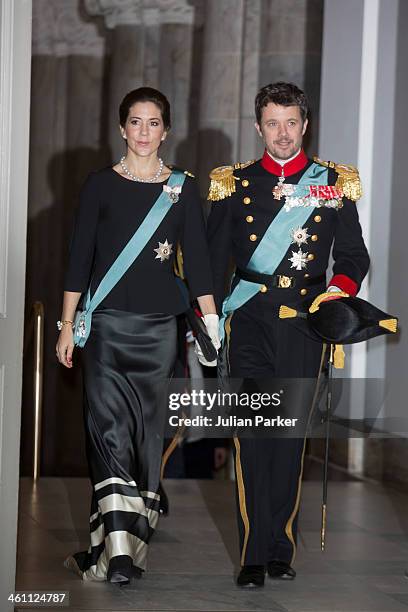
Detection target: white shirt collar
<box><xmin>267</xmin><ymin>148</ymin><xmax>302</xmax><ymax>167</ymax></box>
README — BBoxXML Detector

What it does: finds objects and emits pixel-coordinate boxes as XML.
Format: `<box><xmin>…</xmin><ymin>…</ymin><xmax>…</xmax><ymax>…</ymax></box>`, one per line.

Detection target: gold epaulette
<box><xmin>313</xmin><ymin>156</ymin><xmax>362</xmax><ymax>202</ymax></box>
<box><xmin>207</xmin><ymin>160</ymin><xmax>255</xmax><ymax>202</ymax></box>
<box><xmin>234</xmin><ymin>159</ymin><xmax>256</xmax><ymax>171</ymax></box>
<box><xmin>208</xmin><ymin>166</ymin><xmax>236</xmax><ymax>201</ymax></box>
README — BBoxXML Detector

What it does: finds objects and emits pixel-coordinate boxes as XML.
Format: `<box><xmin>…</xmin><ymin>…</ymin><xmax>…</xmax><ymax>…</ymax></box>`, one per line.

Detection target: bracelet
<box><xmin>57</xmin><ymin>320</ymin><xmax>74</xmax><ymax>331</ymax></box>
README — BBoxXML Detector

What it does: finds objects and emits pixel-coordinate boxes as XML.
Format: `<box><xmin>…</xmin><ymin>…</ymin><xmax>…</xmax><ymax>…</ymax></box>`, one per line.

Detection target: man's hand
<box><xmin>195</xmin><ymin>313</ymin><xmax>221</xmax><ymax>367</ymax></box>
<box><xmin>309</xmin><ymin>289</ymin><xmax>349</xmax><ymax>313</ymax></box>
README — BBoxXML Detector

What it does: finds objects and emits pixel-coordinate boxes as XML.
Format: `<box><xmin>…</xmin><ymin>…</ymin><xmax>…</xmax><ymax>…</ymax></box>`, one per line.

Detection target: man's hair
<box><xmin>119</xmin><ymin>87</ymin><xmax>171</xmax><ymax>130</ymax></box>
<box><xmin>255</xmin><ymin>82</ymin><xmax>309</xmax><ymax>124</ymax></box>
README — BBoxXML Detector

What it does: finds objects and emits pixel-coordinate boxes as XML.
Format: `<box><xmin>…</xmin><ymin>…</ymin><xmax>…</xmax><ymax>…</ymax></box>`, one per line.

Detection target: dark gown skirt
<box><xmin>65</xmin><ymin>309</ymin><xmax>177</xmax><ymax>581</ymax></box>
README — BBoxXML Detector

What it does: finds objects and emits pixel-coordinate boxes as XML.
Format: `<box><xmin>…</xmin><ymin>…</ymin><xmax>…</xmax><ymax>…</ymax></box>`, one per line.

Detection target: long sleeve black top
<box><xmin>64</xmin><ymin>167</ymin><xmax>213</xmax><ymax>314</ymax></box>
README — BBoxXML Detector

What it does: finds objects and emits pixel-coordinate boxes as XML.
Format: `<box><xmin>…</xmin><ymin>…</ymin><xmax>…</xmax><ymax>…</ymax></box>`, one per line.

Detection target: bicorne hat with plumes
<box><xmin>279</xmin><ymin>296</ymin><xmax>398</xmax><ymax>344</ymax></box>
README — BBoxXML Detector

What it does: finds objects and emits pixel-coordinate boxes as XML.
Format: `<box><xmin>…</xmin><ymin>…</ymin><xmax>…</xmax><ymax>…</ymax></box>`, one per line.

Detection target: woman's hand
<box><xmin>56</xmin><ymin>326</ymin><xmax>75</xmax><ymax>368</ymax></box>
<box><xmin>195</xmin><ymin>313</ymin><xmax>221</xmax><ymax>367</ymax></box>
<box><xmin>57</xmin><ymin>291</ymin><xmax>82</xmax><ymax>367</ymax></box>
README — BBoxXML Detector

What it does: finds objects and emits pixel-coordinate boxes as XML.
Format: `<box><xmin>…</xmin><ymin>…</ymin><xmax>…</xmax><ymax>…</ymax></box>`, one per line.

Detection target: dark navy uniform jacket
<box><xmin>207</xmin><ymin>149</ymin><xmax>369</xmax><ymax>314</ymax></box>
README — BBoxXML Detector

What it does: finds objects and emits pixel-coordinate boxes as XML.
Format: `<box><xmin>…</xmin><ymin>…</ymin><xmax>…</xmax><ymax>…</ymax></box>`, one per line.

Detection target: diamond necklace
<box><xmin>119</xmin><ymin>156</ymin><xmax>164</xmax><ymax>183</ymax></box>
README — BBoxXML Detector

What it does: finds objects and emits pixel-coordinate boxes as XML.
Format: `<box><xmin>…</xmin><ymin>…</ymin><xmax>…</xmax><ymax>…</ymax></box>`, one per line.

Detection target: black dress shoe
<box><xmin>267</xmin><ymin>560</ymin><xmax>296</xmax><ymax>580</ymax></box>
<box><xmin>236</xmin><ymin>565</ymin><xmax>265</xmax><ymax>588</ymax></box>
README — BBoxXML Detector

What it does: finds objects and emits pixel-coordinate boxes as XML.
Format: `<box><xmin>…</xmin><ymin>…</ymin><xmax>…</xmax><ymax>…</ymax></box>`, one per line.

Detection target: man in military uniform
<box><xmin>205</xmin><ymin>82</ymin><xmax>369</xmax><ymax>588</ymax></box>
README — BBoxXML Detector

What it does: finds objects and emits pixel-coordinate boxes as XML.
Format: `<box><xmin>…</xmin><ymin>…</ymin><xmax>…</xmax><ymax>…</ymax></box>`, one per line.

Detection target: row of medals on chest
<box><xmin>243</xmin><ymin>171</ymin><xmax>341</xmax><ymax>273</ymax></box>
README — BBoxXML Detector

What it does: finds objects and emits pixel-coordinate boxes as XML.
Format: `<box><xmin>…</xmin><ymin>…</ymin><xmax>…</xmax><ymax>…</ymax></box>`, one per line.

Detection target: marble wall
<box><xmin>375</xmin><ymin>0</ymin><xmax>408</xmax><ymax>492</ymax></box>
<box><xmin>23</xmin><ymin>0</ymin><xmax>324</xmax><ymax>476</ymax></box>
<box><xmin>259</xmin><ymin>0</ymin><xmax>323</xmax><ymax>155</ymax></box>
<box><xmin>313</xmin><ymin>0</ymin><xmax>408</xmax><ymax>492</ymax></box>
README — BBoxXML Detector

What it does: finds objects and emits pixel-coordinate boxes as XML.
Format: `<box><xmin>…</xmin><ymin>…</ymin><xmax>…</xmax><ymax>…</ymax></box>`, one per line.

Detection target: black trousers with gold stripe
<box><xmin>228</xmin><ymin>297</ymin><xmax>324</xmax><ymax>567</ymax></box>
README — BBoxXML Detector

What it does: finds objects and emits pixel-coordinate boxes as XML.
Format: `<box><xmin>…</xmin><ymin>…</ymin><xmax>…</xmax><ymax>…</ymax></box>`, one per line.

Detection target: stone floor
<box><xmin>16</xmin><ymin>472</ymin><xmax>408</xmax><ymax>612</ymax></box>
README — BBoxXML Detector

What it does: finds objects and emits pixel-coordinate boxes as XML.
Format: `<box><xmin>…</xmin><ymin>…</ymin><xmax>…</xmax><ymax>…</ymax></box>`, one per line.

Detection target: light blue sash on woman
<box><xmin>219</xmin><ymin>163</ymin><xmax>328</xmax><ymax>341</ymax></box>
<box><xmin>74</xmin><ymin>170</ymin><xmax>186</xmax><ymax>347</ymax></box>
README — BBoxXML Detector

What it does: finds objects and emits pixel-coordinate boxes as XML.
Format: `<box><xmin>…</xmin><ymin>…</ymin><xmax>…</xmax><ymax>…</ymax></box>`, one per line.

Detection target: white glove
<box><xmin>195</xmin><ymin>313</ymin><xmax>221</xmax><ymax>367</ymax></box>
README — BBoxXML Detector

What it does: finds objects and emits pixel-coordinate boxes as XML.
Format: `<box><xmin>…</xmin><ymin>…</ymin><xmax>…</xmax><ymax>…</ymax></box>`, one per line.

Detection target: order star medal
<box><xmin>154</xmin><ymin>239</ymin><xmax>173</xmax><ymax>262</ymax></box>
<box><xmin>290</xmin><ymin>226</ymin><xmax>310</xmax><ymax>247</ymax></box>
<box><xmin>289</xmin><ymin>248</ymin><xmax>308</xmax><ymax>271</ymax></box>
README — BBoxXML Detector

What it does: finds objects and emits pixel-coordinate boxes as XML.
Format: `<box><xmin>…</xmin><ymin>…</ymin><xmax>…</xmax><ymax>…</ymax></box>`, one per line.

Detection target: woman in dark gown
<box><xmin>56</xmin><ymin>87</ymin><xmax>220</xmax><ymax>584</ymax></box>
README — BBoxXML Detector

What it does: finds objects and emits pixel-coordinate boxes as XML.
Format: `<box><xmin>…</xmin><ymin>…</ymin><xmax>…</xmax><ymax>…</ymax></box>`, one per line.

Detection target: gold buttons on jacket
<box><xmin>243</xmin><ymin>196</ymin><xmax>251</xmax><ymax>205</ymax></box>
<box><xmin>249</xmin><ymin>234</ymin><xmax>257</xmax><ymax>242</ymax></box>
<box><xmin>260</xmin><ymin>285</ymin><xmax>268</xmax><ymax>293</ymax></box>
<box><xmin>314</xmin><ymin>215</ymin><xmax>322</xmax><ymax>223</ymax></box>
<box><xmin>307</xmin><ymin>253</ymin><xmax>315</xmax><ymax>261</ymax></box>
<box><xmin>311</xmin><ymin>234</ymin><xmax>318</xmax><ymax>241</ymax></box>
<box><xmin>304</xmin><ymin>273</ymin><xmax>310</xmax><ymax>278</ymax></box>
<box><xmin>300</xmin><ymin>288</ymin><xmax>308</xmax><ymax>296</ymax></box>
<box><xmin>242</xmin><ymin>179</ymin><xmax>249</xmax><ymax>187</ymax></box>
<box><xmin>246</xmin><ymin>215</ymin><xmax>254</xmax><ymax>223</ymax></box>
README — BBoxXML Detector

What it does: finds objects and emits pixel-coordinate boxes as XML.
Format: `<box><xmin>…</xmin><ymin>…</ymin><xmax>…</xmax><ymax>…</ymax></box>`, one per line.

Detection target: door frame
<box><xmin>0</xmin><ymin>0</ymin><xmax>32</xmax><ymax>608</ymax></box>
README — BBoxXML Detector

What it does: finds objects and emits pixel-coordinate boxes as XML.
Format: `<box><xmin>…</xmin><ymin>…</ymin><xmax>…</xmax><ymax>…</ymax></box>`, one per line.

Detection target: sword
<box><xmin>321</xmin><ymin>343</ymin><xmax>334</xmax><ymax>551</ymax></box>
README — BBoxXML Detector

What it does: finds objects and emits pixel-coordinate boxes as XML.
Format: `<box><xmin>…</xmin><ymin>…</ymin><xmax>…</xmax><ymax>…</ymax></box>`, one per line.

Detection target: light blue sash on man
<box><xmin>219</xmin><ymin>162</ymin><xmax>328</xmax><ymax>342</ymax></box>
<box><xmin>74</xmin><ymin>170</ymin><xmax>186</xmax><ymax>347</ymax></box>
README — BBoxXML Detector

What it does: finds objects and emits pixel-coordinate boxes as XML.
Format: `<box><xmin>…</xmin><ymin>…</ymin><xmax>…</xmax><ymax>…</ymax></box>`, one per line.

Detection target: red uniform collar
<box><xmin>261</xmin><ymin>148</ymin><xmax>308</xmax><ymax>177</ymax></box>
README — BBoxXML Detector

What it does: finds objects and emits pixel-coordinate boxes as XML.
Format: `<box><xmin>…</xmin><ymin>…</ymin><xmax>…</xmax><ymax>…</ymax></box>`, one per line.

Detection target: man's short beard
<box><xmin>269</xmin><ymin>142</ymin><xmax>300</xmax><ymax>161</ymax></box>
